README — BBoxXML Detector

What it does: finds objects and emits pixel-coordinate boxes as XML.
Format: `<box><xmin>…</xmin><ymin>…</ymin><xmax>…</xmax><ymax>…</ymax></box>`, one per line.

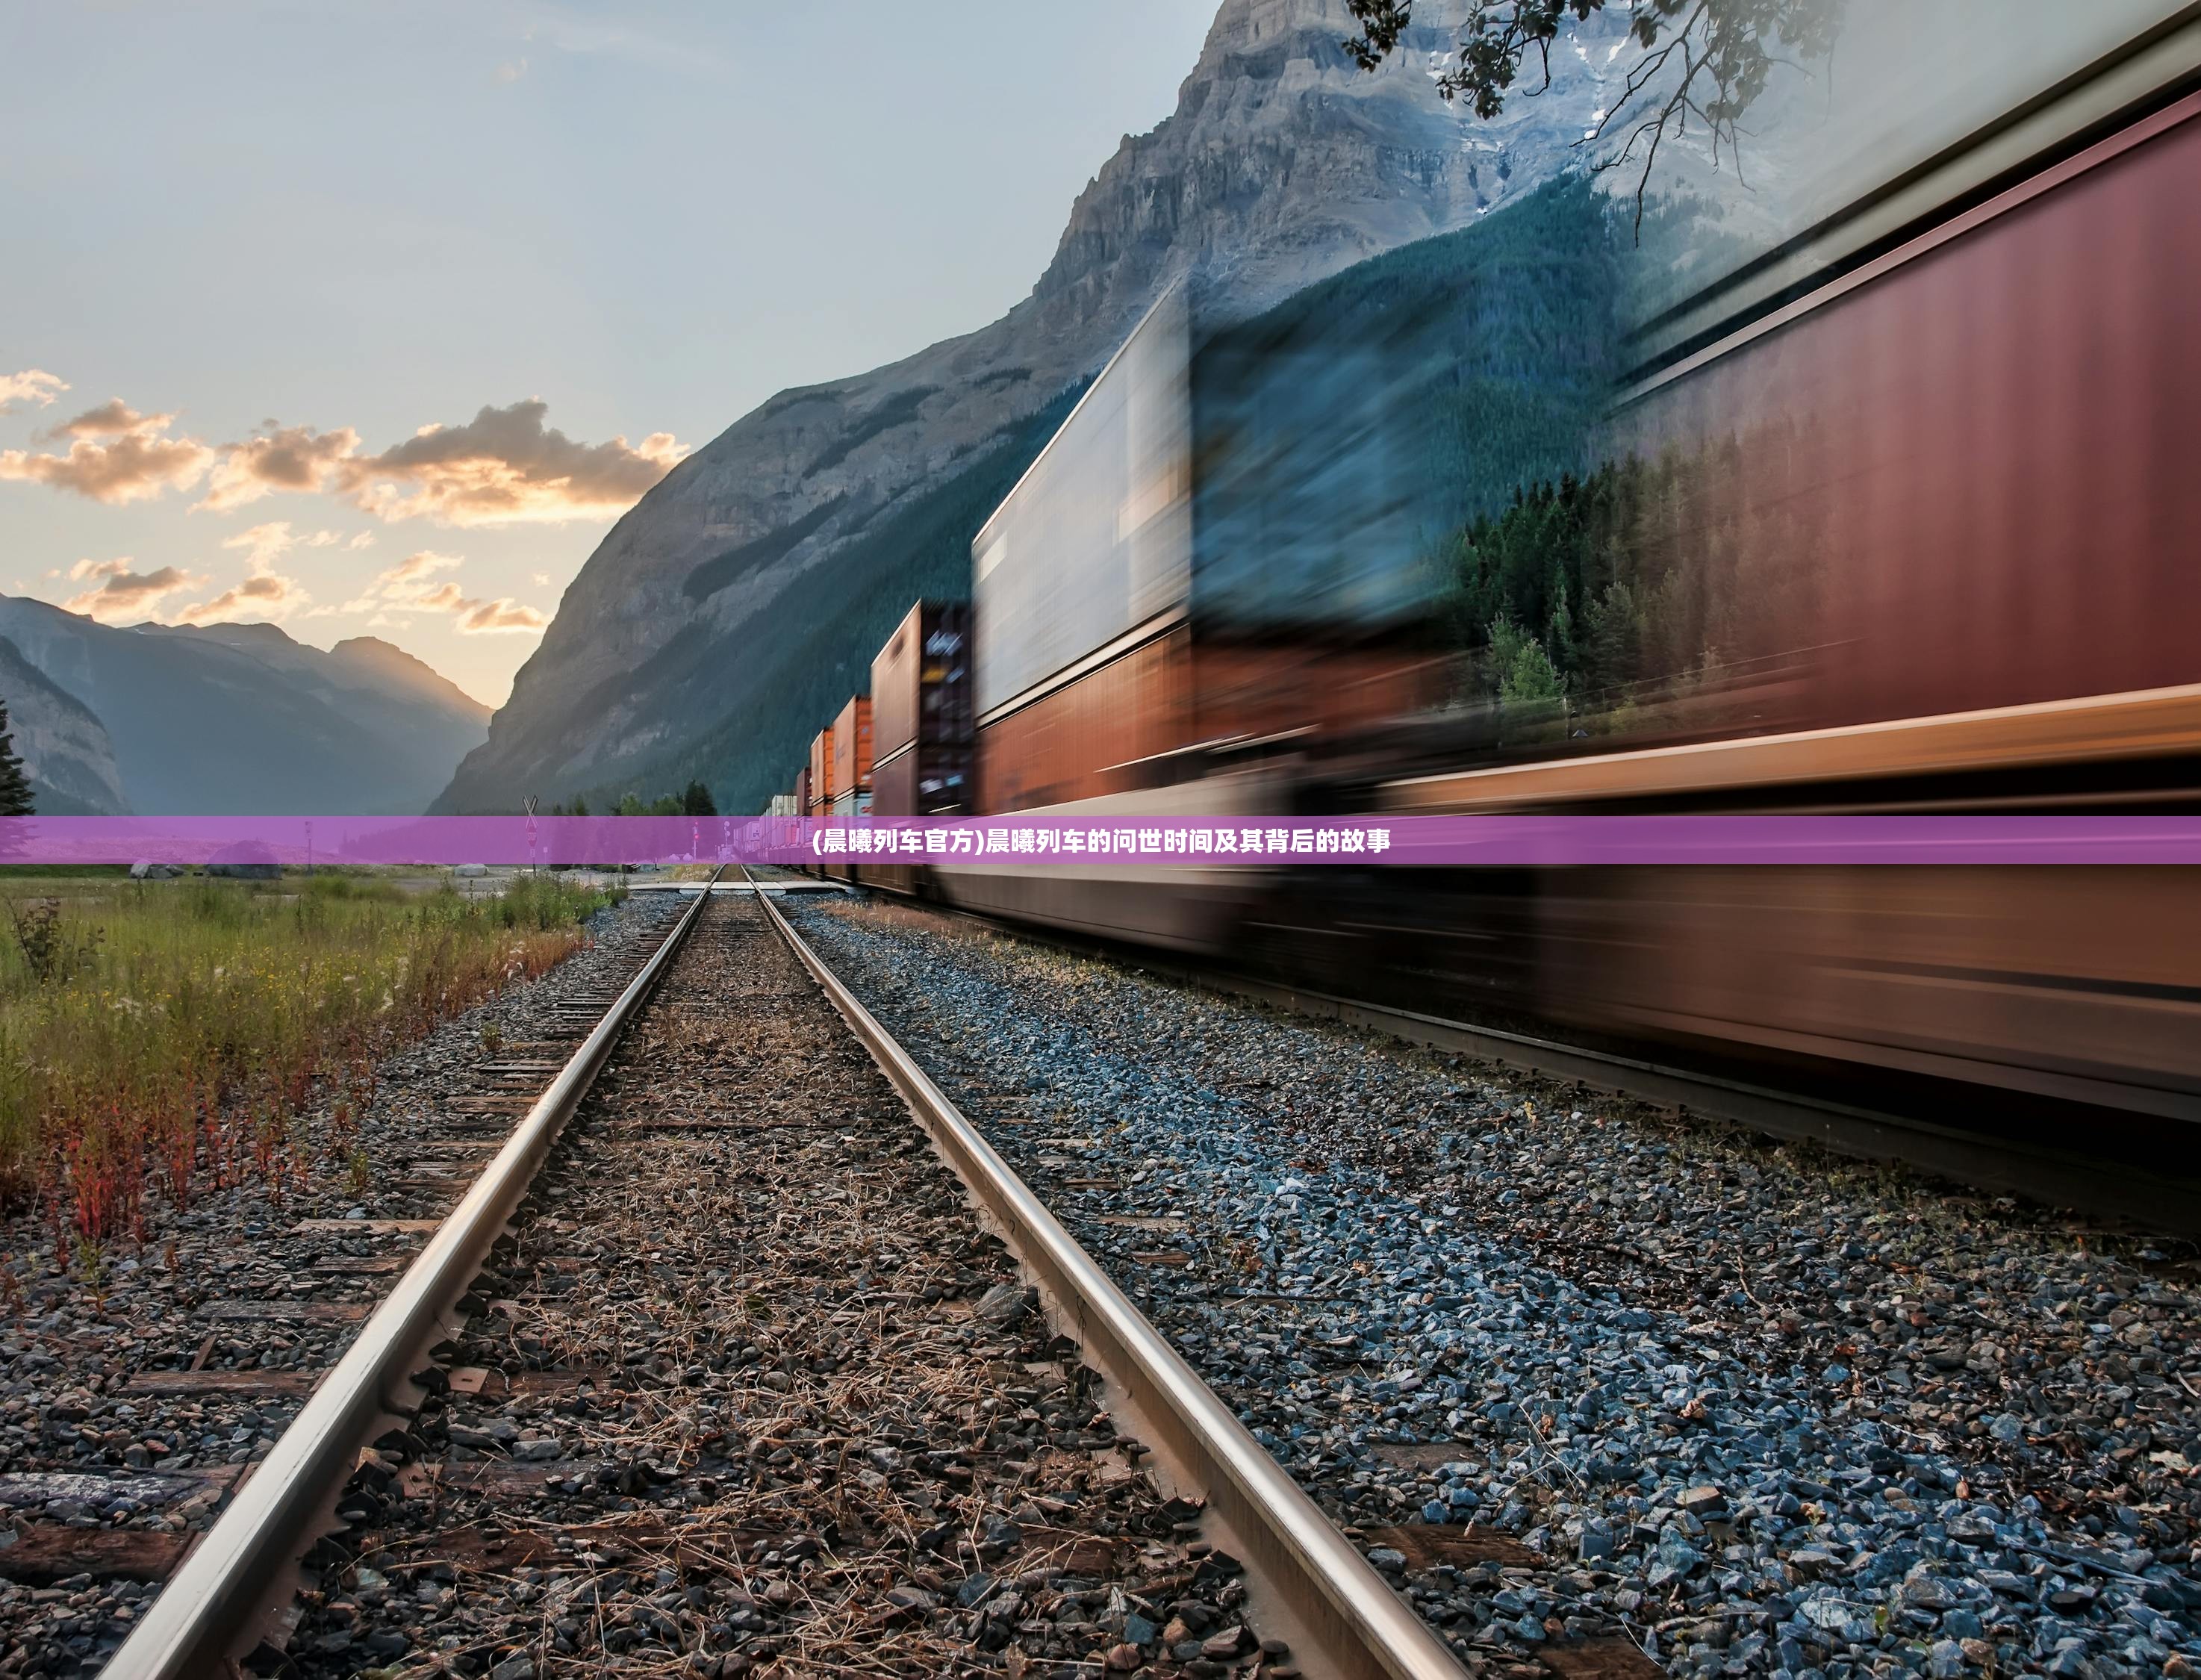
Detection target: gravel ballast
<box><xmin>0</xmin><ymin>892</ymin><xmax>685</xmax><ymax>1679</ymax></box>
<box><xmin>789</xmin><ymin>894</ymin><xmax>2201</xmax><ymax>1680</ymax></box>
<box><xmin>290</xmin><ymin>893</ymin><xmax>1289</xmax><ymax>1679</ymax></box>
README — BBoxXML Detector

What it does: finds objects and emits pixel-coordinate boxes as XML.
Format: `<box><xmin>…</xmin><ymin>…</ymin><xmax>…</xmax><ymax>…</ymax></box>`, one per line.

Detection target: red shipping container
<box><xmin>808</xmin><ymin>726</ymin><xmax>836</xmax><ymax>811</ymax></box>
<box><xmin>1607</xmin><ymin>94</ymin><xmax>2201</xmax><ymax>738</ymax></box>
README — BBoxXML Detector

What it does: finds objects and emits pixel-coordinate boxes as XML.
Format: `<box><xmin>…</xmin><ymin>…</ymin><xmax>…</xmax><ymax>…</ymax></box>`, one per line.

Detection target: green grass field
<box><xmin>0</xmin><ymin>870</ymin><xmax>620</xmax><ymax>1254</ymax></box>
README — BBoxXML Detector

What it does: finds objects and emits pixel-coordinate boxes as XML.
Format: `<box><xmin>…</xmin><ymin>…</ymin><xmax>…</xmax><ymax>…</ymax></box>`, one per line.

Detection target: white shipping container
<box><xmin>974</xmin><ymin>287</ymin><xmax>1191</xmax><ymax>719</ymax></box>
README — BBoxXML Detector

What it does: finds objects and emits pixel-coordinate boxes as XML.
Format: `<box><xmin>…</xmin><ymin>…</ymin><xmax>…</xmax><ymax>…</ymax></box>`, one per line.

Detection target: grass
<box><xmin>0</xmin><ymin>869</ymin><xmax>623</xmax><ymax>1254</ymax></box>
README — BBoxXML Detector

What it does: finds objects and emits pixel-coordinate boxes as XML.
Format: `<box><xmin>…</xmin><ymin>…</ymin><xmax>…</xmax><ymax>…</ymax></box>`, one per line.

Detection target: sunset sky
<box><xmin>0</xmin><ymin>3</ymin><xmax>1215</xmax><ymax>706</ymax></box>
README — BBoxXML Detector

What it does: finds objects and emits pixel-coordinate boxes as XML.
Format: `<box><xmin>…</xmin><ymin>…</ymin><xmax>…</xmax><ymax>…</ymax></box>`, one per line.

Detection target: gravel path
<box><xmin>0</xmin><ymin>893</ymin><xmax>685</xmax><ymax>1680</ymax></box>
<box><xmin>788</xmin><ymin>895</ymin><xmax>2201</xmax><ymax>1680</ymax></box>
<box><xmin>291</xmin><ymin>893</ymin><xmax>1287</xmax><ymax>1679</ymax></box>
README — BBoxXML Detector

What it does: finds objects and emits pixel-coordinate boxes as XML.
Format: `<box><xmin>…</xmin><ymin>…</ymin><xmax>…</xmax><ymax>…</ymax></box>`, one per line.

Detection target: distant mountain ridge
<box><xmin>0</xmin><ymin>597</ymin><xmax>491</xmax><ymax>813</ymax></box>
<box><xmin>0</xmin><ymin>634</ymin><xmax>129</xmax><ymax>814</ymax></box>
<box><xmin>435</xmin><ymin>0</ymin><xmax>1628</xmax><ymax>813</ymax></box>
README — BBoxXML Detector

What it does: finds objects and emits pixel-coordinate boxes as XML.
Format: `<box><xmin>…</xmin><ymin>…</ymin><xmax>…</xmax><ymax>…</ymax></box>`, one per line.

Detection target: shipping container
<box><xmin>832</xmin><ymin>697</ymin><xmax>874</xmax><ymax>799</ymax></box>
<box><xmin>766</xmin><ymin>792</ymin><xmax>800</xmax><ymax>818</ymax></box>
<box><xmin>1572</xmin><ymin>81</ymin><xmax>2201</xmax><ymax>749</ymax></box>
<box><xmin>872</xmin><ymin>744</ymin><xmax>973</xmax><ymax>818</ymax></box>
<box><xmin>807</xmin><ymin>726</ymin><xmax>836</xmax><ymax>812</ymax></box>
<box><xmin>979</xmin><ymin>627</ymin><xmax>1192</xmax><ymax>812</ymax></box>
<box><xmin>974</xmin><ymin>287</ymin><xmax>1191</xmax><ymax>721</ymax></box>
<box><xmin>872</xmin><ymin>600</ymin><xmax>974</xmax><ymax>764</ymax></box>
<box><xmin>823</xmin><ymin>788</ymin><xmax>868</xmax><ymax>884</ymax></box>
<box><xmin>977</xmin><ymin>627</ymin><xmax>1441</xmax><ymax>812</ymax></box>
<box><xmin>971</xmin><ymin>281</ymin><xmax>1448</xmax><ymax>802</ymax></box>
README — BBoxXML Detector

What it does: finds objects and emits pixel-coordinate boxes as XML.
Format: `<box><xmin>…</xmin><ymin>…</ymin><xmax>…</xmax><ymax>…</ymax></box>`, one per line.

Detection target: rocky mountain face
<box><xmin>0</xmin><ymin>635</ymin><xmax>129</xmax><ymax>814</ymax></box>
<box><xmin>0</xmin><ymin>598</ymin><xmax>490</xmax><ymax>813</ymax></box>
<box><xmin>436</xmin><ymin>0</ymin><xmax>1628</xmax><ymax>813</ymax></box>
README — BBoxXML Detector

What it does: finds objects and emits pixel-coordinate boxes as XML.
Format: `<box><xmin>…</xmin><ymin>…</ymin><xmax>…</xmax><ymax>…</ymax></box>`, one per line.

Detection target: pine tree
<box><xmin>0</xmin><ymin>702</ymin><xmax>34</xmax><ymax>816</ymax></box>
<box><xmin>681</xmin><ymin>780</ymin><xmax>717</xmax><ymax>816</ymax></box>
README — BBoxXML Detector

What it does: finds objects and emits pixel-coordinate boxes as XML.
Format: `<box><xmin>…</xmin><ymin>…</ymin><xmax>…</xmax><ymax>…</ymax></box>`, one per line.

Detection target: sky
<box><xmin>0</xmin><ymin>2</ymin><xmax>1217</xmax><ymax>707</ymax></box>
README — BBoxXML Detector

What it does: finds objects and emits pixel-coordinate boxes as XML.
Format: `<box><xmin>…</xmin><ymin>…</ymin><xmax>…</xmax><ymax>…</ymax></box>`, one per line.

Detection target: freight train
<box><xmin>779</xmin><ymin>5</ymin><xmax>2201</xmax><ymax>1182</ymax></box>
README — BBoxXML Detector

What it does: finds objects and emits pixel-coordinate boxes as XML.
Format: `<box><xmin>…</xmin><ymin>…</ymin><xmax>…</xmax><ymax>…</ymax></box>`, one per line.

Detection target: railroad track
<box><xmin>100</xmin><ymin>875</ymin><xmax>1473</xmax><ymax>1680</ymax></box>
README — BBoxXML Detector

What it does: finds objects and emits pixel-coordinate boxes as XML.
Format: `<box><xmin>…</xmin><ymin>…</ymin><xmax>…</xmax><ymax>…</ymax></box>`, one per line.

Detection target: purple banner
<box><xmin>7</xmin><ymin>814</ymin><xmax>2201</xmax><ymax>867</ymax></box>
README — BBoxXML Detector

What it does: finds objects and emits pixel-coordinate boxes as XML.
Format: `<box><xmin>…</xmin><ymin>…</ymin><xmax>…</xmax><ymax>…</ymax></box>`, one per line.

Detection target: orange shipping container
<box><xmin>832</xmin><ymin>696</ymin><xmax>874</xmax><ymax>796</ymax></box>
<box><xmin>808</xmin><ymin>726</ymin><xmax>836</xmax><ymax>810</ymax></box>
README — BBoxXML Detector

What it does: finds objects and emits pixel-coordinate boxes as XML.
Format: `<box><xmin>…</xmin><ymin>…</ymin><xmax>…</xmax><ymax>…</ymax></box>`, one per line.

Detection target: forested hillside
<box><xmin>1217</xmin><ymin>175</ymin><xmax>1626</xmax><ymax>542</ymax></box>
<box><xmin>1441</xmin><ymin>423</ymin><xmax>1829</xmax><ymax>740</ymax></box>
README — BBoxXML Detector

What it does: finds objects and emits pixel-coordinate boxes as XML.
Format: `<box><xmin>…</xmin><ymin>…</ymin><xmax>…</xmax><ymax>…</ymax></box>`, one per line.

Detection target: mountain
<box><xmin>0</xmin><ymin>635</ymin><xmax>130</xmax><ymax>814</ymax></box>
<box><xmin>435</xmin><ymin>0</ymin><xmax>1628</xmax><ymax>815</ymax></box>
<box><xmin>0</xmin><ymin>597</ymin><xmax>490</xmax><ymax>813</ymax></box>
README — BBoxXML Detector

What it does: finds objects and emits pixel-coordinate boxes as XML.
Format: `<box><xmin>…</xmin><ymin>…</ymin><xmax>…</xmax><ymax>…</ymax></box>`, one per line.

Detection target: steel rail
<box><xmin>106</xmin><ymin>870</ymin><xmax>723</xmax><ymax>1679</ymax></box>
<box><xmin>747</xmin><ymin>869</ymin><xmax>1466</xmax><ymax>1680</ymax></box>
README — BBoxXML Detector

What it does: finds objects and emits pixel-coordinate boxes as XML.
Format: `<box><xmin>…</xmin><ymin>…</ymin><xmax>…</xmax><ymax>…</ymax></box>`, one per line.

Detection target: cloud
<box><xmin>530</xmin><ymin>571</ymin><xmax>552</xmax><ymax>586</ymax></box>
<box><xmin>5</xmin><ymin>387</ymin><xmax>682</xmax><ymax>527</ymax></box>
<box><xmin>197</xmin><ymin>422</ymin><xmax>361</xmax><ymax>512</ymax></box>
<box><xmin>221</xmin><ymin>521</ymin><xmax>296</xmax><ymax>567</ymax></box>
<box><xmin>172</xmin><ymin>565</ymin><xmax>309</xmax><ymax>626</ymax></box>
<box><xmin>336</xmin><ymin>399</ymin><xmax>685</xmax><ymax>526</ymax></box>
<box><xmin>406</xmin><ymin>582</ymin><xmax>467</xmax><ymax>613</ymax></box>
<box><xmin>373</xmin><ymin>549</ymin><xmax>465</xmax><ymax>600</ymax></box>
<box><xmin>63</xmin><ymin>559</ymin><xmax>207</xmax><ymax>622</ymax></box>
<box><xmin>346</xmin><ymin>532</ymin><xmax>375</xmax><ymax>550</ymax></box>
<box><xmin>339</xmin><ymin>549</ymin><xmax>547</xmax><ymax>635</ymax></box>
<box><xmin>172</xmin><ymin>538</ymin><xmax>311</xmax><ymax>626</ymax></box>
<box><xmin>0</xmin><ymin>370</ymin><xmax>68</xmax><ymax>414</ymax></box>
<box><xmin>0</xmin><ymin>402</ymin><xmax>214</xmax><ymax>504</ymax></box>
<box><xmin>43</xmin><ymin>398</ymin><xmax>164</xmax><ymax>440</ymax></box>
<box><xmin>453</xmin><ymin>597</ymin><xmax>548</xmax><ymax>634</ymax></box>
<box><xmin>217</xmin><ymin>521</ymin><xmax>350</xmax><ymax>567</ymax></box>
<box><xmin>495</xmin><ymin>56</ymin><xmax>529</xmax><ymax>82</ymax></box>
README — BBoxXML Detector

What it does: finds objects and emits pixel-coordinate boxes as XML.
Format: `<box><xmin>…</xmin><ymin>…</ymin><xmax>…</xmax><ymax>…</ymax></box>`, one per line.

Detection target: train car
<box><xmin>912</xmin><ymin>2</ymin><xmax>2201</xmax><ymax>1166</ymax></box>
<box><xmin>869</xmin><ymin>601</ymin><xmax>975</xmax><ymax>895</ymax></box>
<box><xmin>831</xmin><ymin>696</ymin><xmax>874</xmax><ymax>812</ymax></box>
<box><xmin>937</xmin><ymin>283</ymin><xmax>1445</xmax><ymax>944</ymax></box>
<box><xmin>826</xmin><ymin>697</ymin><xmax>874</xmax><ymax>884</ymax></box>
<box><xmin>1342</xmin><ymin>54</ymin><xmax>2201</xmax><ymax>1137</ymax></box>
<box><xmin>804</xmin><ymin>728</ymin><xmax>834</xmax><ymax>879</ymax></box>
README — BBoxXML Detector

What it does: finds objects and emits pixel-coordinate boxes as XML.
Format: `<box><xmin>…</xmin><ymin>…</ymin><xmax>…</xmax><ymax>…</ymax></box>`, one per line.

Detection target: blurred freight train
<box><xmin>779</xmin><ymin>3</ymin><xmax>2201</xmax><ymax>1183</ymax></box>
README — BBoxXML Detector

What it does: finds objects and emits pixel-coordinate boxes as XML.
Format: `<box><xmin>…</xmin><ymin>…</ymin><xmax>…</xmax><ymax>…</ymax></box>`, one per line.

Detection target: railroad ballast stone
<box><xmin>791</xmin><ymin>894</ymin><xmax>2201</xmax><ymax>1680</ymax></box>
<box><xmin>290</xmin><ymin>894</ymin><xmax>1282</xmax><ymax>1679</ymax></box>
<box><xmin>0</xmin><ymin>892</ymin><xmax>682</xmax><ymax>1679</ymax></box>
